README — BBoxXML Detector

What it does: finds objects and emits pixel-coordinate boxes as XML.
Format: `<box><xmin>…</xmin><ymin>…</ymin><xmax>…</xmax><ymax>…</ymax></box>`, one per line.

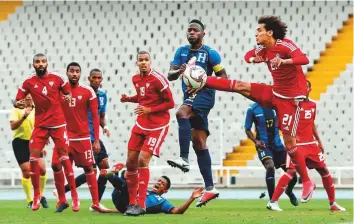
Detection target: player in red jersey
<box><xmin>267</xmin><ymin>81</ymin><xmax>346</xmax><ymax>211</ymax></box>
<box><xmin>120</xmin><ymin>51</ymin><xmax>175</xmax><ymax>216</ymax></box>
<box><xmin>51</xmin><ymin>62</ymin><xmax>103</xmax><ymax>212</ymax></box>
<box><xmin>14</xmin><ymin>54</ymin><xmax>78</xmax><ymax>211</ymax></box>
<box><xmin>201</xmin><ymin>16</ymin><xmax>315</xmax><ymax>201</ymax></box>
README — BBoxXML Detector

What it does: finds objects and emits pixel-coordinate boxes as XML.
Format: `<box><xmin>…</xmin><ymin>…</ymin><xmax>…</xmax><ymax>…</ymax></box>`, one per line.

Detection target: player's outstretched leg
<box><xmin>316</xmin><ymin>168</ymin><xmax>346</xmax><ymax>211</ymax></box>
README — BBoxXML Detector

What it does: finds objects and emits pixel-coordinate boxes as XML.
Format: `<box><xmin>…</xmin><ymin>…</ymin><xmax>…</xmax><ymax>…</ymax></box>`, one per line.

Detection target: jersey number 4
<box><xmin>42</xmin><ymin>86</ymin><xmax>47</xmax><ymax>95</ymax></box>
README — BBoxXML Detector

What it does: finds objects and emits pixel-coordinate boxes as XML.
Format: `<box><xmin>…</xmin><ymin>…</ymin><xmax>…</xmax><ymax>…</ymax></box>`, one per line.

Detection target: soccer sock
<box><xmin>29</xmin><ymin>156</ymin><xmax>40</xmax><ymax>198</ymax></box>
<box><xmin>86</xmin><ymin>171</ymin><xmax>99</xmax><ymax>205</ymax></box>
<box><xmin>177</xmin><ymin>118</ymin><xmax>191</xmax><ymax>161</ymax></box>
<box><xmin>60</xmin><ymin>156</ymin><xmax>78</xmax><ymax>200</ymax></box>
<box><xmin>53</xmin><ymin>170</ymin><xmax>67</xmax><ymax>203</ymax></box>
<box><xmin>39</xmin><ymin>174</ymin><xmax>47</xmax><ymax>197</ymax></box>
<box><xmin>64</xmin><ymin>173</ymin><xmax>87</xmax><ymax>193</ymax></box>
<box><xmin>126</xmin><ymin>170</ymin><xmax>138</xmax><ymax>205</ymax></box>
<box><xmin>195</xmin><ymin>149</ymin><xmax>214</xmax><ymax>190</ymax></box>
<box><xmin>266</xmin><ymin>170</ymin><xmax>275</xmax><ymax>199</ymax></box>
<box><xmin>21</xmin><ymin>177</ymin><xmax>33</xmax><ymax>203</ymax></box>
<box><xmin>287</xmin><ymin>147</ymin><xmax>310</xmax><ymax>182</ymax></box>
<box><xmin>286</xmin><ymin>174</ymin><xmax>298</xmax><ymax>195</ymax></box>
<box><xmin>321</xmin><ymin>172</ymin><xmax>335</xmax><ymax>204</ymax></box>
<box><xmin>97</xmin><ymin>176</ymin><xmax>107</xmax><ymax>201</ymax></box>
<box><xmin>205</xmin><ymin>76</ymin><xmax>237</xmax><ymax>92</ymax></box>
<box><xmin>271</xmin><ymin>172</ymin><xmax>294</xmax><ymax>202</ymax></box>
<box><xmin>138</xmin><ymin>167</ymin><xmax>150</xmax><ymax>209</ymax></box>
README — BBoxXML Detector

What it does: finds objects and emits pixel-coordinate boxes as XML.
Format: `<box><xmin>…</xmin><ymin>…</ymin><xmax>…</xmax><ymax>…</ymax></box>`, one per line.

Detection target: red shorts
<box><xmin>52</xmin><ymin>139</ymin><xmax>95</xmax><ymax>167</ymax></box>
<box><xmin>127</xmin><ymin>125</ymin><xmax>169</xmax><ymax>157</ymax></box>
<box><xmin>286</xmin><ymin>143</ymin><xmax>326</xmax><ymax>169</ymax></box>
<box><xmin>250</xmin><ymin>83</ymin><xmax>302</xmax><ymax>136</ymax></box>
<box><xmin>30</xmin><ymin>126</ymin><xmax>69</xmax><ymax>150</ymax></box>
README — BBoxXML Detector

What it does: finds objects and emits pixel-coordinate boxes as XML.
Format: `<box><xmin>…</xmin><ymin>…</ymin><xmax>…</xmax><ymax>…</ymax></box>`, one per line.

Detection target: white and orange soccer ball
<box><xmin>182</xmin><ymin>62</ymin><xmax>207</xmax><ymax>89</ymax></box>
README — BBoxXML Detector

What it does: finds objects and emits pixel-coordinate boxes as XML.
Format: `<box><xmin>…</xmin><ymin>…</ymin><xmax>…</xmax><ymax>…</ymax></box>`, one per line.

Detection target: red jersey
<box><xmin>296</xmin><ymin>100</ymin><xmax>317</xmax><ymax>145</ymax></box>
<box><xmin>16</xmin><ymin>72</ymin><xmax>70</xmax><ymax>128</ymax></box>
<box><xmin>60</xmin><ymin>84</ymin><xmax>100</xmax><ymax>140</ymax></box>
<box><xmin>131</xmin><ymin>69</ymin><xmax>174</xmax><ymax>130</ymax></box>
<box><xmin>246</xmin><ymin>38</ymin><xmax>308</xmax><ymax>99</ymax></box>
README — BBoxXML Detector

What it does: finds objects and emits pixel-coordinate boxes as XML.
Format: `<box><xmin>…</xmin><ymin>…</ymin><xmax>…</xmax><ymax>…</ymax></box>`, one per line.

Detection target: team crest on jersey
<box><xmin>146</xmin><ymin>83</ymin><xmax>150</xmax><ymax>88</ymax></box>
<box><xmin>49</xmin><ymin>81</ymin><xmax>54</xmax><ymax>86</ymax></box>
<box><xmin>135</xmin><ymin>84</ymin><xmax>139</xmax><ymax>87</ymax></box>
<box><xmin>34</xmin><ymin>84</ymin><xmax>38</xmax><ymax>88</ymax></box>
<box><xmin>78</xmin><ymin>96</ymin><xmax>82</xmax><ymax>100</ymax></box>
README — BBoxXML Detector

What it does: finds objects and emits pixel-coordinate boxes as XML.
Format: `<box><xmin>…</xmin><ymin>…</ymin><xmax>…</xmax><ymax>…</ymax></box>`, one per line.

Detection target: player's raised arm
<box><xmin>276</xmin><ymin>39</ymin><xmax>309</xmax><ymax>66</ymax></box>
<box><xmin>244</xmin><ymin>47</ymin><xmax>266</xmax><ymax>64</ymax></box>
<box><xmin>168</xmin><ymin>47</ymin><xmax>186</xmax><ymax>81</ymax></box>
<box><xmin>169</xmin><ymin>187</ymin><xmax>204</xmax><ymax>214</ymax></box>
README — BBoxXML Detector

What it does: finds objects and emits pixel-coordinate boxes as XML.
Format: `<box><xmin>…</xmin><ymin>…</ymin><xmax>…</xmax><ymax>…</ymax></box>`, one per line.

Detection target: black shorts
<box><xmin>12</xmin><ymin>138</ymin><xmax>43</xmax><ymax>166</ymax></box>
<box><xmin>93</xmin><ymin>139</ymin><xmax>109</xmax><ymax>168</ymax></box>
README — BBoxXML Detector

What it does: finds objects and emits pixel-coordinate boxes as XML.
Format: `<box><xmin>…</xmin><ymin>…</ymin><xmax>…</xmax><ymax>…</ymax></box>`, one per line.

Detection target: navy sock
<box><xmin>98</xmin><ymin>175</ymin><xmax>107</xmax><ymax>201</ymax></box>
<box><xmin>266</xmin><ymin>171</ymin><xmax>275</xmax><ymax>199</ymax></box>
<box><xmin>65</xmin><ymin>173</ymin><xmax>86</xmax><ymax>193</ymax></box>
<box><xmin>177</xmin><ymin>118</ymin><xmax>191</xmax><ymax>160</ymax></box>
<box><xmin>286</xmin><ymin>174</ymin><xmax>297</xmax><ymax>195</ymax></box>
<box><xmin>195</xmin><ymin>149</ymin><xmax>213</xmax><ymax>190</ymax></box>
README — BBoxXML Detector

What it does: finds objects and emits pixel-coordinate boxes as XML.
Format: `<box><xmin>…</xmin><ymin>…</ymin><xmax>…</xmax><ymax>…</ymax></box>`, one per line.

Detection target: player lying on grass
<box><xmin>98</xmin><ymin>168</ymin><xmax>204</xmax><ymax>214</ymax></box>
<box><xmin>267</xmin><ymin>80</ymin><xmax>346</xmax><ymax>212</ymax></box>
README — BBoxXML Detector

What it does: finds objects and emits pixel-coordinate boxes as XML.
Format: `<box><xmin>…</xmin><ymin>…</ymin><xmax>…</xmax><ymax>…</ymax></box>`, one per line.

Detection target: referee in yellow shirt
<box><xmin>10</xmin><ymin>94</ymin><xmax>48</xmax><ymax>208</ymax></box>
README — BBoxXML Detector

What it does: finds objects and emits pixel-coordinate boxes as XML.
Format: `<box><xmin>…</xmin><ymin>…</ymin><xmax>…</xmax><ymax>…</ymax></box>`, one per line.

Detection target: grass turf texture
<box><xmin>0</xmin><ymin>199</ymin><xmax>352</xmax><ymax>224</ymax></box>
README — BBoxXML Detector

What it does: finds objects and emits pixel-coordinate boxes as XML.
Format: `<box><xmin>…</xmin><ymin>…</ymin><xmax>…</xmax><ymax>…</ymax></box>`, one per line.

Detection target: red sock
<box><xmin>271</xmin><ymin>171</ymin><xmax>294</xmax><ymax>201</ymax></box>
<box><xmin>138</xmin><ymin>167</ymin><xmax>150</xmax><ymax>209</ymax></box>
<box><xmin>86</xmin><ymin>171</ymin><xmax>99</xmax><ymax>205</ymax></box>
<box><xmin>206</xmin><ymin>76</ymin><xmax>237</xmax><ymax>92</ymax></box>
<box><xmin>29</xmin><ymin>155</ymin><xmax>40</xmax><ymax>198</ymax></box>
<box><xmin>287</xmin><ymin>147</ymin><xmax>310</xmax><ymax>182</ymax></box>
<box><xmin>321</xmin><ymin>172</ymin><xmax>335</xmax><ymax>203</ymax></box>
<box><xmin>60</xmin><ymin>156</ymin><xmax>78</xmax><ymax>200</ymax></box>
<box><xmin>126</xmin><ymin>170</ymin><xmax>138</xmax><ymax>205</ymax></box>
<box><xmin>54</xmin><ymin>170</ymin><xmax>67</xmax><ymax>203</ymax></box>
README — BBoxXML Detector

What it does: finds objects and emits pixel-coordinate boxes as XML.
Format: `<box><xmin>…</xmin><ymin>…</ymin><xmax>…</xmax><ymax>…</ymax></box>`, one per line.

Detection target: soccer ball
<box><xmin>182</xmin><ymin>65</ymin><xmax>207</xmax><ymax>89</ymax></box>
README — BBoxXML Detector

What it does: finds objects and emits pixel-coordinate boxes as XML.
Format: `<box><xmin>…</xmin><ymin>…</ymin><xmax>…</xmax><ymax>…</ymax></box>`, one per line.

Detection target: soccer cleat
<box><xmin>286</xmin><ymin>192</ymin><xmax>299</xmax><ymax>206</ymax></box>
<box><xmin>330</xmin><ymin>202</ymin><xmax>346</xmax><ymax>211</ymax></box>
<box><xmin>89</xmin><ymin>203</ymin><xmax>107</xmax><ymax>212</ymax></box>
<box><xmin>72</xmin><ymin>198</ymin><xmax>80</xmax><ymax>212</ymax></box>
<box><xmin>55</xmin><ymin>202</ymin><xmax>69</xmax><ymax>213</ymax></box>
<box><xmin>27</xmin><ymin>201</ymin><xmax>33</xmax><ymax>209</ymax></box>
<box><xmin>40</xmin><ymin>196</ymin><xmax>49</xmax><ymax>208</ymax></box>
<box><xmin>90</xmin><ymin>203</ymin><xmax>103</xmax><ymax>213</ymax></box>
<box><xmin>31</xmin><ymin>195</ymin><xmax>41</xmax><ymax>211</ymax></box>
<box><xmin>301</xmin><ymin>180</ymin><xmax>316</xmax><ymax>203</ymax></box>
<box><xmin>167</xmin><ymin>158</ymin><xmax>190</xmax><ymax>173</ymax></box>
<box><xmin>124</xmin><ymin>204</ymin><xmax>146</xmax><ymax>216</ymax></box>
<box><xmin>267</xmin><ymin>201</ymin><xmax>283</xmax><ymax>211</ymax></box>
<box><xmin>99</xmin><ymin>163</ymin><xmax>124</xmax><ymax>177</ymax></box>
<box><xmin>196</xmin><ymin>187</ymin><xmax>219</xmax><ymax>207</ymax></box>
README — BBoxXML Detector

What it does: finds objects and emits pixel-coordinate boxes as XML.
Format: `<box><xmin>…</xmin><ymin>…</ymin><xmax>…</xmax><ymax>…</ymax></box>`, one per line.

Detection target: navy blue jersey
<box><xmin>88</xmin><ymin>89</ymin><xmax>107</xmax><ymax>140</ymax></box>
<box><xmin>244</xmin><ymin>103</ymin><xmax>284</xmax><ymax>151</ymax></box>
<box><xmin>171</xmin><ymin>44</ymin><xmax>223</xmax><ymax>96</ymax></box>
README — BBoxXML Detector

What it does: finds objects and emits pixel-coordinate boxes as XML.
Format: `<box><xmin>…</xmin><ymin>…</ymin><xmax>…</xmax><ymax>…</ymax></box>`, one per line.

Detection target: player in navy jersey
<box><xmin>97</xmin><ymin>172</ymin><xmax>204</xmax><ymax>215</ymax></box>
<box><xmin>60</xmin><ymin>68</ymin><xmax>111</xmax><ymax>209</ymax></box>
<box><xmin>166</xmin><ymin>19</ymin><xmax>228</xmax><ymax>207</ymax></box>
<box><xmin>245</xmin><ymin>103</ymin><xmax>297</xmax><ymax>205</ymax></box>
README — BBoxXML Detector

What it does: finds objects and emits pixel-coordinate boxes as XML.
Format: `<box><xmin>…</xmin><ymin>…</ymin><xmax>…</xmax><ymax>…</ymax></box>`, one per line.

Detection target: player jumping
<box><xmin>166</xmin><ymin>19</ymin><xmax>227</xmax><ymax>207</ymax></box>
<box><xmin>201</xmin><ymin>16</ymin><xmax>316</xmax><ymax>202</ymax></box>
<box><xmin>52</xmin><ymin>62</ymin><xmax>102</xmax><ymax>212</ymax></box>
<box><xmin>267</xmin><ymin>80</ymin><xmax>346</xmax><ymax>211</ymax></box>
<box><xmin>244</xmin><ymin>102</ymin><xmax>298</xmax><ymax>205</ymax></box>
<box><xmin>120</xmin><ymin>51</ymin><xmax>175</xmax><ymax>216</ymax></box>
<box><xmin>14</xmin><ymin>53</ymin><xmax>77</xmax><ymax>211</ymax></box>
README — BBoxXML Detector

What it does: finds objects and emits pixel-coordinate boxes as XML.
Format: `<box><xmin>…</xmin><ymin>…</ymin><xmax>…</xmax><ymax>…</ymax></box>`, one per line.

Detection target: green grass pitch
<box><xmin>0</xmin><ymin>199</ymin><xmax>352</xmax><ymax>224</ymax></box>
